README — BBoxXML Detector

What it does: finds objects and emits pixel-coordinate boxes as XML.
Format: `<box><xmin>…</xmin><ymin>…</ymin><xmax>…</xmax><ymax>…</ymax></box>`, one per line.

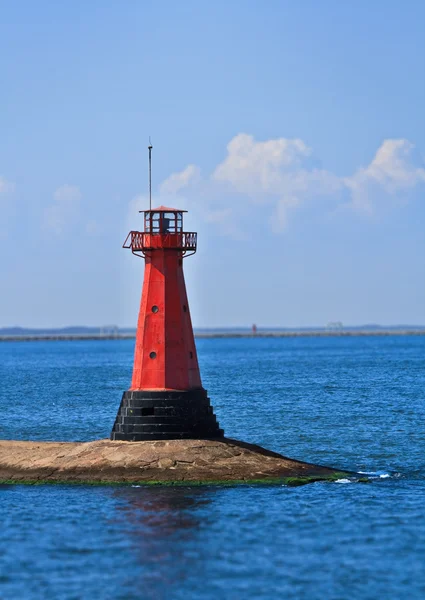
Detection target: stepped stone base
<box><xmin>0</xmin><ymin>438</ymin><xmax>351</xmax><ymax>485</ymax></box>
<box><xmin>111</xmin><ymin>389</ymin><xmax>224</xmax><ymax>441</ymax></box>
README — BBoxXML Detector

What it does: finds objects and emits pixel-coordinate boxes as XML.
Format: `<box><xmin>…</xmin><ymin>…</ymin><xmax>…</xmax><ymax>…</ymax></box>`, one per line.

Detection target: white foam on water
<box><xmin>358</xmin><ymin>471</ymin><xmax>391</xmax><ymax>479</ymax></box>
<box><xmin>335</xmin><ymin>478</ymin><xmax>352</xmax><ymax>484</ymax></box>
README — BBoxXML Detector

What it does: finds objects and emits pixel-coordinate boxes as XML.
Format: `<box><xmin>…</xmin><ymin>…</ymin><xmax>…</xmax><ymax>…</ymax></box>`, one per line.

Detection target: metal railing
<box><xmin>123</xmin><ymin>231</ymin><xmax>197</xmax><ymax>256</ymax></box>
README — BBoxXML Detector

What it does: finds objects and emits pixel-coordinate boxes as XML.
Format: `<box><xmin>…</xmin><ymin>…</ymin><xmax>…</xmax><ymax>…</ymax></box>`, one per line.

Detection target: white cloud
<box><xmin>213</xmin><ymin>134</ymin><xmax>312</xmax><ymax>196</ymax></box>
<box><xmin>0</xmin><ymin>176</ymin><xmax>15</xmax><ymax>196</ymax></box>
<box><xmin>126</xmin><ymin>195</ymin><xmax>146</xmax><ymax>230</ymax></box>
<box><xmin>157</xmin><ymin>133</ymin><xmax>344</xmax><ymax>232</ymax></box>
<box><xmin>133</xmin><ymin>134</ymin><xmax>425</xmax><ymax>236</ymax></box>
<box><xmin>44</xmin><ymin>184</ymin><xmax>81</xmax><ymax>235</ymax></box>
<box><xmin>212</xmin><ymin>135</ymin><xmax>342</xmax><ymax>232</ymax></box>
<box><xmin>160</xmin><ymin>164</ymin><xmax>201</xmax><ymax>195</ymax></box>
<box><xmin>345</xmin><ymin>139</ymin><xmax>425</xmax><ymax>212</ymax></box>
<box><xmin>0</xmin><ymin>176</ymin><xmax>16</xmax><ymax>238</ymax></box>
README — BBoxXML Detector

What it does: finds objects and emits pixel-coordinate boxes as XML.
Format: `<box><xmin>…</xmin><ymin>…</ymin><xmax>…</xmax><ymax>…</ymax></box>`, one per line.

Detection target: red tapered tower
<box><xmin>111</xmin><ymin>206</ymin><xmax>223</xmax><ymax>441</ymax></box>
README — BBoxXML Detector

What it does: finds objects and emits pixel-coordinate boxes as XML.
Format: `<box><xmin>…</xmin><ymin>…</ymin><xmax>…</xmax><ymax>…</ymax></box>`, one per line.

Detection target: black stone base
<box><xmin>110</xmin><ymin>388</ymin><xmax>224</xmax><ymax>441</ymax></box>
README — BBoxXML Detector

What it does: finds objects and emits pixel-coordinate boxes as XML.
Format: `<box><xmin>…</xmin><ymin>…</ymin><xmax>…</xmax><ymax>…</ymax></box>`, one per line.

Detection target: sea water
<box><xmin>0</xmin><ymin>336</ymin><xmax>424</xmax><ymax>599</ymax></box>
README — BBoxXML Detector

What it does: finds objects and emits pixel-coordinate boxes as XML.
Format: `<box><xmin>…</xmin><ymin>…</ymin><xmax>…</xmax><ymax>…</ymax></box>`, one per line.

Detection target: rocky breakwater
<box><xmin>0</xmin><ymin>438</ymin><xmax>352</xmax><ymax>485</ymax></box>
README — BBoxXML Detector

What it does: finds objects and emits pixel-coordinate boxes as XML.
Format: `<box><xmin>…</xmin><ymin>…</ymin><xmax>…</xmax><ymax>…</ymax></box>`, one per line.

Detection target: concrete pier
<box><xmin>0</xmin><ymin>329</ymin><xmax>424</xmax><ymax>342</ymax></box>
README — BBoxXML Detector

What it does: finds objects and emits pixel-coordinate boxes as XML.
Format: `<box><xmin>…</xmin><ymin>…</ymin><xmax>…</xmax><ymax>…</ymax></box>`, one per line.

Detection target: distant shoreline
<box><xmin>0</xmin><ymin>330</ymin><xmax>424</xmax><ymax>342</ymax></box>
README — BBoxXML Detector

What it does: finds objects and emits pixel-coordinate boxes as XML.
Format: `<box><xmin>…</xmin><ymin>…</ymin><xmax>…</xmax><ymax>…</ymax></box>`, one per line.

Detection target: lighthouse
<box><xmin>111</xmin><ymin>203</ymin><xmax>224</xmax><ymax>441</ymax></box>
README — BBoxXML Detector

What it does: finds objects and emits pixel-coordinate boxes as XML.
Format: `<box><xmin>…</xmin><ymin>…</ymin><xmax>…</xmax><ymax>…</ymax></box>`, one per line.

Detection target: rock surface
<box><xmin>0</xmin><ymin>438</ymin><xmax>349</xmax><ymax>484</ymax></box>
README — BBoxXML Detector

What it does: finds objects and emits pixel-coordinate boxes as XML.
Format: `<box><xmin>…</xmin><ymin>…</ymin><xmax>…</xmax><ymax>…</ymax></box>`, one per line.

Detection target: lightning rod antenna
<box><xmin>148</xmin><ymin>138</ymin><xmax>153</xmax><ymax>210</ymax></box>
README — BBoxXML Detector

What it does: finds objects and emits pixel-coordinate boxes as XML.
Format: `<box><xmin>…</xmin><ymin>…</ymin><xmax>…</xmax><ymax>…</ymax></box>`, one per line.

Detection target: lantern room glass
<box><xmin>144</xmin><ymin>211</ymin><xmax>183</xmax><ymax>234</ymax></box>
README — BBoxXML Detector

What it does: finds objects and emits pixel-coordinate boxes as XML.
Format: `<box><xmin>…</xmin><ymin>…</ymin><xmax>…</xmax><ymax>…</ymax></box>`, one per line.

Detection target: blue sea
<box><xmin>1</xmin><ymin>336</ymin><xmax>424</xmax><ymax>599</ymax></box>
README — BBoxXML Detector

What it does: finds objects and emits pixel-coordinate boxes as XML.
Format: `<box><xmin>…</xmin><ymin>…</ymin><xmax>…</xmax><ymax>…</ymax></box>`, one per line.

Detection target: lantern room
<box><xmin>123</xmin><ymin>205</ymin><xmax>197</xmax><ymax>256</ymax></box>
<box><xmin>142</xmin><ymin>206</ymin><xmax>186</xmax><ymax>234</ymax></box>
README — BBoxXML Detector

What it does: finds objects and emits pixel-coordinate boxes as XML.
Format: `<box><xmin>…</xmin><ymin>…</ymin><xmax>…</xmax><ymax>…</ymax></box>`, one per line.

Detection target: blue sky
<box><xmin>1</xmin><ymin>1</ymin><xmax>424</xmax><ymax>328</ymax></box>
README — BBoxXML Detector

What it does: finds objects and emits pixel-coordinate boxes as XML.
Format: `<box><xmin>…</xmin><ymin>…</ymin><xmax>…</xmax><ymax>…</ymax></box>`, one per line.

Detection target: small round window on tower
<box><xmin>149</xmin><ymin>352</ymin><xmax>157</xmax><ymax>359</ymax></box>
<box><xmin>152</xmin><ymin>305</ymin><xmax>159</xmax><ymax>313</ymax></box>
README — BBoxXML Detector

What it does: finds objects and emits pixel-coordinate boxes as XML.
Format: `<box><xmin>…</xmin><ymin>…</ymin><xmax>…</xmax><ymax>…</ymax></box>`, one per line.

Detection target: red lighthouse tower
<box><xmin>111</xmin><ymin>204</ymin><xmax>223</xmax><ymax>441</ymax></box>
